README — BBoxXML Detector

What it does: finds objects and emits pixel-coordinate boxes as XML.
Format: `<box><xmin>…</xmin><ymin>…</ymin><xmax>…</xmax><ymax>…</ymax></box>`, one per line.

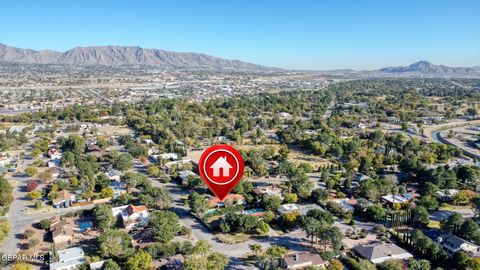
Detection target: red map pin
<box><xmin>198</xmin><ymin>144</ymin><xmax>244</xmax><ymax>201</ymax></box>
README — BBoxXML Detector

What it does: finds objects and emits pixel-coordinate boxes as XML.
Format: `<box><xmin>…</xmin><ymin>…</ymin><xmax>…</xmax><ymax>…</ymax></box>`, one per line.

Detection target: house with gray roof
<box><xmin>353</xmin><ymin>241</ymin><xmax>413</xmax><ymax>264</ymax></box>
<box><xmin>425</xmin><ymin>230</ymin><xmax>480</xmax><ymax>257</ymax></box>
<box><xmin>50</xmin><ymin>246</ymin><xmax>85</xmax><ymax>270</ymax></box>
<box><xmin>282</xmin><ymin>251</ymin><xmax>327</xmax><ymax>269</ymax></box>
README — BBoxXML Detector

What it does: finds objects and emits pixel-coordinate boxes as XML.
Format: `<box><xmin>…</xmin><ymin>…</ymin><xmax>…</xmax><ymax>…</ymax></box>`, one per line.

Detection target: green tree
<box><xmin>192</xmin><ymin>240</ymin><xmax>212</xmax><ymax>256</ymax></box>
<box><xmin>262</xmin><ymin>194</ymin><xmax>282</xmax><ymax>211</ymax></box>
<box><xmin>249</xmin><ymin>243</ymin><xmax>262</xmax><ymax>256</ymax></box>
<box><xmin>459</xmin><ymin>218</ymin><xmax>480</xmax><ymax>243</ymax></box>
<box><xmin>101</xmin><ymin>259</ymin><xmax>121</xmax><ymax>270</ymax></box>
<box><xmin>408</xmin><ymin>259</ymin><xmax>431</xmax><ymax>270</ymax></box>
<box><xmin>140</xmin><ymin>187</ymin><xmax>173</xmax><ymax>209</ymax></box>
<box><xmin>366</xmin><ymin>204</ymin><xmax>386</xmax><ymax>221</ymax></box>
<box><xmin>257</xmin><ymin>221</ymin><xmax>270</xmax><ymax>233</ymax></box>
<box><xmin>124</xmin><ymin>251</ymin><xmax>153</xmax><ymax>270</ymax></box>
<box><xmin>97</xmin><ymin>230</ymin><xmax>133</xmax><ymax>259</ymax></box>
<box><xmin>283</xmin><ymin>193</ymin><xmax>298</xmax><ymax>203</ymax></box>
<box><xmin>188</xmin><ymin>192</ymin><xmax>209</xmax><ymax>215</ymax></box>
<box><xmin>261</xmin><ymin>244</ymin><xmax>288</xmax><ymax>269</ymax></box>
<box><xmin>38</xmin><ymin>219</ymin><xmax>51</xmax><ymax>230</ymax></box>
<box><xmin>24</xmin><ymin>166</ymin><xmax>37</xmax><ymax>177</ymax></box>
<box><xmin>412</xmin><ymin>206</ymin><xmax>430</xmax><ymax>227</ymax></box>
<box><xmin>441</xmin><ymin>213</ymin><xmax>464</xmax><ymax>233</ymax></box>
<box><xmin>207</xmin><ymin>252</ymin><xmax>229</xmax><ymax>270</ymax></box>
<box><xmin>121</xmin><ymin>172</ymin><xmax>149</xmax><ymax>190</ymax></box>
<box><xmin>149</xmin><ymin>210</ymin><xmax>181</xmax><ymax>243</ymax></box>
<box><xmin>93</xmin><ymin>204</ymin><xmax>114</xmax><ymax>232</ymax></box>
<box><xmin>60</xmin><ymin>135</ymin><xmax>86</xmax><ymax>155</ymax></box>
<box><xmin>0</xmin><ymin>219</ymin><xmax>11</xmax><ymax>243</ymax></box>
<box><xmin>452</xmin><ymin>251</ymin><xmax>469</xmax><ymax>270</ymax></box>
<box><xmin>100</xmin><ymin>187</ymin><xmax>114</xmax><ymax>198</ymax></box>
<box><xmin>418</xmin><ymin>195</ymin><xmax>439</xmax><ymax>212</ymax></box>
<box><xmin>115</xmin><ymin>153</ymin><xmax>134</xmax><ymax>171</ymax></box>
<box><xmin>328</xmin><ymin>259</ymin><xmax>344</xmax><ymax>270</ymax></box>
<box><xmin>27</xmin><ymin>190</ymin><xmax>42</xmax><ymax>200</ymax></box>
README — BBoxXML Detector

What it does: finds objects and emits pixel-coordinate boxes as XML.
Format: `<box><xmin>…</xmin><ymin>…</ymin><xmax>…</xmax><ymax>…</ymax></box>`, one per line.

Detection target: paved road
<box><xmin>0</xmin><ymin>139</ymin><xmax>94</xmax><ymax>255</ymax></box>
<box><xmin>134</xmin><ymin>160</ymin><xmax>376</xmax><ymax>268</ymax></box>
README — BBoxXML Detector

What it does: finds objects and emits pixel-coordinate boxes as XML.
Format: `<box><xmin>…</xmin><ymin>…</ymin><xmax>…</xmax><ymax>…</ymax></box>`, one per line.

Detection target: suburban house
<box><xmin>86</xmin><ymin>144</ymin><xmax>102</xmax><ymax>157</ymax></box>
<box><xmin>282</xmin><ymin>251</ymin><xmax>328</xmax><ymax>269</ymax></box>
<box><xmin>381</xmin><ymin>193</ymin><xmax>416</xmax><ymax>205</ymax></box>
<box><xmin>178</xmin><ymin>170</ymin><xmax>198</xmax><ymax>185</ymax></box>
<box><xmin>147</xmin><ymin>146</ymin><xmax>160</xmax><ymax>156</ymax></box>
<box><xmin>150</xmin><ymin>152</ymin><xmax>178</xmax><ymax>161</ymax></box>
<box><xmin>0</xmin><ymin>154</ymin><xmax>11</xmax><ymax>166</ymax></box>
<box><xmin>252</xmin><ymin>185</ymin><xmax>283</xmax><ymax>197</ymax></box>
<box><xmin>277</xmin><ymin>204</ymin><xmax>300</xmax><ymax>215</ymax></box>
<box><xmin>89</xmin><ymin>261</ymin><xmax>105</xmax><ymax>270</ymax></box>
<box><xmin>353</xmin><ymin>241</ymin><xmax>413</xmax><ymax>264</ymax></box>
<box><xmin>436</xmin><ymin>189</ymin><xmax>459</xmax><ymax>202</ymax></box>
<box><xmin>50</xmin><ymin>216</ymin><xmax>75</xmax><ymax>246</ymax></box>
<box><xmin>109</xmin><ymin>181</ymin><xmax>128</xmax><ymax>198</ymax></box>
<box><xmin>425</xmin><ymin>230</ymin><xmax>480</xmax><ymax>257</ymax></box>
<box><xmin>332</xmin><ymin>199</ymin><xmax>356</xmax><ymax>212</ymax></box>
<box><xmin>165</xmin><ymin>159</ymin><xmax>193</xmax><ymax>173</ymax></box>
<box><xmin>209</xmin><ymin>194</ymin><xmax>245</xmax><ymax>208</ymax></box>
<box><xmin>298</xmin><ymin>204</ymin><xmax>325</xmax><ymax>216</ymax></box>
<box><xmin>156</xmin><ymin>254</ymin><xmax>185</xmax><ymax>270</ymax></box>
<box><xmin>52</xmin><ymin>190</ymin><xmax>76</xmax><ymax>208</ymax></box>
<box><xmin>48</xmin><ymin>159</ymin><xmax>61</xmax><ymax>168</ymax></box>
<box><xmin>106</xmin><ymin>169</ymin><xmax>122</xmax><ymax>181</ymax></box>
<box><xmin>111</xmin><ymin>204</ymin><xmax>150</xmax><ymax>230</ymax></box>
<box><xmin>48</xmin><ymin>148</ymin><xmax>62</xmax><ymax>160</ymax></box>
<box><xmin>49</xmin><ymin>247</ymin><xmax>86</xmax><ymax>270</ymax></box>
<box><xmin>351</xmin><ymin>173</ymin><xmax>370</xmax><ymax>189</ymax></box>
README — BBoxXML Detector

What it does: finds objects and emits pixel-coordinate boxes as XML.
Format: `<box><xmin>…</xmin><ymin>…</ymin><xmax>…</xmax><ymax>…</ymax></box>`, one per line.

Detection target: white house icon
<box><xmin>210</xmin><ymin>156</ymin><xmax>233</xmax><ymax>177</ymax></box>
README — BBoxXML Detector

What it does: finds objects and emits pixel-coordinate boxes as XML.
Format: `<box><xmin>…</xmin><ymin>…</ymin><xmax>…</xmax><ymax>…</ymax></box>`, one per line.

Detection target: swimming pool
<box><xmin>242</xmin><ymin>208</ymin><xmax>264</xmax><ymax>215</ymax></box>
<box><xmin>78</xmin><ymin>221</ymin><xmax>93</xmax><ymax>232</ymax></box>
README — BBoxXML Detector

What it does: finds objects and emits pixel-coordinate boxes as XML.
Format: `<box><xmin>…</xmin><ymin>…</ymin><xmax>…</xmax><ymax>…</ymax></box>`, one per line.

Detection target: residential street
<box><xmin>0</xmin><ymin>140</ymin><xmax>94</xmax><ymax>255</ymax></box>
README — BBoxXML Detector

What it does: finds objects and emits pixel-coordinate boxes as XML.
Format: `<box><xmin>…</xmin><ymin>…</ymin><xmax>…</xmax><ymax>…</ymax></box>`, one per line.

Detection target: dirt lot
<box><xmin>97</xmin><ymin>125</ymin><xmax>132</xmax><ymax>136</ymax></box>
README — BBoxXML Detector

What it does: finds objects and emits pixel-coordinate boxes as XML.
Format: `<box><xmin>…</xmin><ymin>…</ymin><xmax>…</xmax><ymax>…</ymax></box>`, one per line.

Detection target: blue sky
<box><xmin>1</xmin><ymin>0</ymin><xmax>479</xmax><ymax>70</ymax></box>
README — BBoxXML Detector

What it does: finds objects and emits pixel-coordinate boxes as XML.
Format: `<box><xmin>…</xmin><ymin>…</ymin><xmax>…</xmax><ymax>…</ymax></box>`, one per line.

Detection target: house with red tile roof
<box><xmin>209</xmin><ymin>194</ymin><xmax>245</xmax><ymax>208</ymax></box>
<box><xmin>112</xmin><ymin>204</ymin><xmax>150</xmax><ymax>230</ymax></box>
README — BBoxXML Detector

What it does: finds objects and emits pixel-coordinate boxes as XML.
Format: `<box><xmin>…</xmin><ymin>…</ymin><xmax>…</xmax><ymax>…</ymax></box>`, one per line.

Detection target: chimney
<box><xmin>294</xmin><ymin>254</ymin><xmax>299</xmax><ymax>261</ymax></box>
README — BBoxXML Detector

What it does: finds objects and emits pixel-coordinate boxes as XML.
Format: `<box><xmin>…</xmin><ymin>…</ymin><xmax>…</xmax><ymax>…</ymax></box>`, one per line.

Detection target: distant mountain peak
<box><xmin>378</xmin><ymin>61</ymin><xmax>479</xmax><ymax>78</ymax></box>
<box><xmin>0</xmin><ymin>43</ymin><xmax>279</xmax><ymax>71</ymax></box>
<box><xmin>409</xmin><ymin>60</ymin><xmax>433</xmax><ymax>68</ymax></box>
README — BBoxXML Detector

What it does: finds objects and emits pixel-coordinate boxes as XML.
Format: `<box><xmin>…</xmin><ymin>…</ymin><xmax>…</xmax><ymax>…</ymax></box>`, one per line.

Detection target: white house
<box><xmin>111</xmin><ymin>204</ymin><xmax>150</xmax><ymax>230</ymax></box>
<box><xmin>106</xmin><ymin>169</ymin><xmax>122</xmax><ymax>181</ymax></box>
<box><xmin>277</xmin><ymin>204</ymin><xmax>300</xmax><ymax>215</ymax></box>
<box><xmin>89</xmin><ymin>261</ymin><xmax>105</xmax><ymax>270</ymax></box>
<box><xmin>109</xmin><ymin>181</ymin><xmax>127</xmax><ymax>198</ymax></box>
<box><xmin>436</xmin><ymin>189</ymin><xmax>459</xmax><ymax>202</ymax></box>
<box><xmin>151</xmin><ymin>153</ymin><xmax>178</xmax><ymax>161</ymax></box>
<box><xmin>381</xmin><ymin>193</ymin><xmax>415</xmax><ymax>204</ymax></box>
<box><xmin>210</xmin><ymin>156</ymin><xmax>233</xmax><ymax>177</ymax></box>
<box><xmin>48</xmin><ymin>149</ymin><xmax>62</xmax><ymax>160</ymax></box>
<box><xmin>50</xmin><ymin>247</ymin><xmax>86</xmax><ymax>270</ymax></box>
<box><xmin>0</xmin><ymin>155</ymin><xmax>11</xmax><ymax>166</ymax></box>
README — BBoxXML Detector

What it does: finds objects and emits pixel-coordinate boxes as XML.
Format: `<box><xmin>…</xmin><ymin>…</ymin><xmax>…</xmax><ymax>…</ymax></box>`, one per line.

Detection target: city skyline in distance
<box><xmin>1</xmin><ymin>0</ymin><xmax>479</xmax><ymax>70</ymax></box>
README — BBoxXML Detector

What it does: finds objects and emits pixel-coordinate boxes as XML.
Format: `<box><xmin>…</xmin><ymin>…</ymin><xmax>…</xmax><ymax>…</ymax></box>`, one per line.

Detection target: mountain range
<box><xmin>0</xmin><ymin>43</ymin><xmax>478</xmax><ymax>77</ymax></box>
<box><xmin>378</xmin><ymin>60</ymin><xmax>480</xmax><ymax>78</ymax></box>
<box><xmin>0</xmin><ymin>43</ymin><xmax>276</xmax><ymax>71</ymax></box>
